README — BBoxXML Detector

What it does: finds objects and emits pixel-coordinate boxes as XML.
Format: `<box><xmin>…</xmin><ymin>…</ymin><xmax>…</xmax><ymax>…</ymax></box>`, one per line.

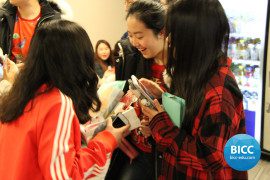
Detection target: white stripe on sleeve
<box><xmin>50</xmin><ymin>92</ymin><xmax>73</xmax><ymax>180</ymax></box>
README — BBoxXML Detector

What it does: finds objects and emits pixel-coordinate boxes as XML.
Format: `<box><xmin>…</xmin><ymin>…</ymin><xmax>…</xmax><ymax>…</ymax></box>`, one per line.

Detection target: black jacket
<box><xmin>114</xmin><ymin>38</ymin><xmax>153</xmax><ymax>91</ymax></box>
<box><xmin>0</xmin><ymin>0</ymin><xmax>61</xmax><ymax>59</ymax></box>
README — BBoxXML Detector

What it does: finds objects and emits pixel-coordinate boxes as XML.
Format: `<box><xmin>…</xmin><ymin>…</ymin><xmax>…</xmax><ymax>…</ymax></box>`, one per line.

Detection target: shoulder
<box><xmin>46</xmin><ymin>0</ymin><xmax>73</xmax><ymax>20</ymax></box>
<box><xmin>0</xmin><ymin>8</ymin><xmax>4</xmax><ymax>17</ymax></box>
<box><xmin>0</xmin><ymin>6</ymin><xmax>8</xmax><ymax>19</ymax></box>
<box><xmin>40</xmin><ymin>0</ymin><xmax>74</xmax><ymax>20</ymax></box>
<box><xmin>40</xmin><ymin>0</ymin><xmax>61</xmax><ymax>19</ymax></box>
<box><xmin>115</xmin><ymin>38</ymin><xmax>142</xmax><ymax>80</ymax></box>
<box><xmin>34</xmin><ymin>86</ymin><xmax>70</xmax><ymax>113</ymax></box>
<box><xmin>117</xmin><ymin>38</ymin><xmax>139</xmax><ymax>55</ymax></box>
<box><xmin>0</xmin><ymin>1</ymin><xmax>16</xmax><ymax>17</ymax></box>
<box><xmin>205</xmin><ymin>65</ymin><xmax>243</xmax><ymax>106</ymax></box>
<box><xmin>31</xmin><ymin>86</ymin><xmax>76</xmax><ymax>129</ymax></box>
<box><xmin>121</xmin><ymin>32</ymin><xmax>129</xmax><ymax>40</ymax></box>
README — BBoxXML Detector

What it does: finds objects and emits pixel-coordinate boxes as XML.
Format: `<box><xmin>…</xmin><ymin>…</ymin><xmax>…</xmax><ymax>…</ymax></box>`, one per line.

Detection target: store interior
<box><xmin>0</xmin><ymin>0</ymin><xmax>269</xmax><ymax>179</ymax></box>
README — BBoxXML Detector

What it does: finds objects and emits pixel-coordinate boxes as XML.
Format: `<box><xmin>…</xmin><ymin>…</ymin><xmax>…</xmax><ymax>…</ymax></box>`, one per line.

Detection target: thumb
<box><xmin>117</xmin><ymin>124</ymin><xmax>130</xmax><ymax>134</ymax></box>
<box><xmin>106</xmin><ymin>117</ymin><xmax>113</xmax><ymax>127</ymax></box>
<box><xmin>139</xmin><ymin>78</ymin><xmax>151</xmax><ymax>87</ymax></box>
<box><xmin>153</xmin><ymin>99</ymin><xmax>163</xmax><ymax>112</ymax></box>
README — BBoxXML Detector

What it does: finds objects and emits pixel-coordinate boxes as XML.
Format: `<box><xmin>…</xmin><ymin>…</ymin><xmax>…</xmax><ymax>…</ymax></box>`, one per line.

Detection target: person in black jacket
<box><xmin>0</xmin><ymin>0</ymin><xmax>61</xmax><ymax>64</ymax></box>
<box><xmin>114</xmin><ymin>38</ymin><xmax>149</xmax><ymax>83</ymax></box>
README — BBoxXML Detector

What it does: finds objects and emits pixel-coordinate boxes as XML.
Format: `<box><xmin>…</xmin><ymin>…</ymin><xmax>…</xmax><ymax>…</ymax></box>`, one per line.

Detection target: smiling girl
<box><xmin>108</xmin><ymin>1</ymin><xmax>167</xmax><ymax>180</ymax></box>
<box><xmin>94</xmin><ymin>39</ymin><xmax>114</xmax><ymax>78</ymax></box>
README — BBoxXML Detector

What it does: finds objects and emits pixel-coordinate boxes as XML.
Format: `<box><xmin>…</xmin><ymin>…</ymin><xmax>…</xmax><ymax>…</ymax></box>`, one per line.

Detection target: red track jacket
<box><xmin>0</xmin><ymin>85</ymin><xmax>117</xmax><ymax>179</ymax></box>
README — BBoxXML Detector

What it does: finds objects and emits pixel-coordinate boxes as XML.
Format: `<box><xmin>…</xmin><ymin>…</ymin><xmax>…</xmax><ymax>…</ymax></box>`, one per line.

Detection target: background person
<box><xmin>94</xmin><ymin>39</ymin><xmax>114</xmax><ymax>78</ymax></box>
<box><xmin>0</xmin><ymin>0</ymin><xmax>61</xmax><ymax>64</ymax></box>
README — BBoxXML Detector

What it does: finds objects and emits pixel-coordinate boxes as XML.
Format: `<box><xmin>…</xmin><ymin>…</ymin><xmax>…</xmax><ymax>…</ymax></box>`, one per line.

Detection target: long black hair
<box><xmin>166</xmin><ymin>0</ymin><xmax>230</xmax><ymax>133</ymax></box>
<box><xmin>0</xmin><ymin>20</ymin><xmax>101</xmax><ymax>124</ymax></box>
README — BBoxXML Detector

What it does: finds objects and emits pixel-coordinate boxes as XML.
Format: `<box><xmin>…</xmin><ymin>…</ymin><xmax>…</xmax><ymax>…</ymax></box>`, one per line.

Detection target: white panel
<box><xmin>65</xmin><ymin>0</ymin><xmax>126</xmax><ymax>48</ymax></box>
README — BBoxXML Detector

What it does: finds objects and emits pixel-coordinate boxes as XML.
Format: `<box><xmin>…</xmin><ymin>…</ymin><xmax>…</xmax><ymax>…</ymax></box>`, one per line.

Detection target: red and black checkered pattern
<box><xmin>149</xmin><ymin>59</ymin><xmax>248</xmax><ymax>180</ymax></box>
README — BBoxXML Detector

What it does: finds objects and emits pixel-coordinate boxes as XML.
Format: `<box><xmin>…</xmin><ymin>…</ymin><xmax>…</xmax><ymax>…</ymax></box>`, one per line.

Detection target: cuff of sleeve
<box><xmin>150</xmin><ymin>111</ymin><xmax>187</xmax><ymax>149</ymax></box>
<box><xmin>89</xmin><ymin>130</ymin><xmax>118</xmax><ymax>152</ymax></box>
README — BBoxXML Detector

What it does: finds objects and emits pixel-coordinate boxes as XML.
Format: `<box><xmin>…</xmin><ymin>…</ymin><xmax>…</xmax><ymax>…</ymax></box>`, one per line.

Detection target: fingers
<box><xmin>141</xmin><ymin>105</ymin><xmax>153</xmax><ymax>117</ymax></box>
<box><xmin>139</xmin><ymin>126</ymin><xmax>151</xmax><ymax>138</ymax></box>
<box><xmin>153</xmin><ymin>99</ymin><xmax>163</xmax><ymax>112</ymax></box>
<box><xmin>6</xmin><ymin>57</ymin><xmax>14</xmax><ymax>65</ymax></box>
<box><xmin>108</xmin><ymin>116</ymin><xmax>130</xmax><ymax>135</ymax></box>
<box><xmin>118</xmin><ymin>123</ymin><xmax>130</xmax><ymax>133</ymax></box>
<box><xmin>122</xmin><ymin>129</ymin><xmax>130</xmax><ymax>137</ymax></box>
<box><xmin>138</xmin><ymin>78</ymin><xmax>150</xmax><ymax>85</ymax></box>
<box><xmin>16</xmin><ymin>62</ymin><xmax>24</xmax><ymax>70</ymax></box>
<box><xmin>141</xmin><ymin>104</ymin><xmax>160</xmax><ymax>122</ymax></box>
<box><xmin>128</xmin><ymin>87</ymin><xmax>141</xmax><ymax>99</ymax></box>
<box><xmin>105</xmin><ymin>117</ymin><xmax>130</xmax><ymax>145</ymax></box>
<box><xmin>116</xmin><ymin>124</ymin><xmax>130</xmax><ymax>140</ymax></box>
<box><xmin>4</xmin><ymin>58</ymin><xmax>18</xmax><ymax>72</ymax></box>
<box><xmin>139</xmin><ymin>78</ymin><xmax>164</xmax><ymax>99</ymax></box>
<box><xmin>138</xmin><ymin>78</ymin><xmax>153</xmax><ymax>89</ymax></box>
<box><xmin>141</xmin><ymin>119</ymin><xmax>149</xmax><ymax>126</ymax></box>
<box><xmin>106</xmin><ymin>117</ymin><xmax>113</xmax><ymax>127</ymax></box>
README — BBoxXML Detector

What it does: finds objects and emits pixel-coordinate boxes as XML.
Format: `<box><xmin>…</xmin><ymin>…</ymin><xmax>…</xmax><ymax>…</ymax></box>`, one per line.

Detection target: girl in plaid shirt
<box><xmin>140</xmin><ymin>0</ymin><xmax>248</xmax><ymax>179</ymax></box>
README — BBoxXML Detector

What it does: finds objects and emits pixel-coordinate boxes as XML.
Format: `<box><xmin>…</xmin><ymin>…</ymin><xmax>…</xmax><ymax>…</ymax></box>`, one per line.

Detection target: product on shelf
<box><xmin>228</xmin><ymin>37</ymin><xmax>261</xmax><ymax>61</ymax></box>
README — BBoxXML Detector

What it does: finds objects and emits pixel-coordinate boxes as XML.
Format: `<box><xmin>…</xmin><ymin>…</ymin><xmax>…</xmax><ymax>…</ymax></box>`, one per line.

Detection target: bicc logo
<box><xmin>224</xmin><ymin>134</ymin><xmax>261</xmax><ymax>171</ymax></box>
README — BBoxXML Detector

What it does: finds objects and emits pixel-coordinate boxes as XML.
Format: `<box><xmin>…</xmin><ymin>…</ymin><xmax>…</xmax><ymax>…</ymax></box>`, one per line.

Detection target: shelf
<box><xmin>239</xmin><ymin>85</ymin><xmax>260</xmax><ymax>93</ymax></box>
<box><xmin>230</xmin><ymin>33</ymin><xmax>262</xmax><ymax>39</ymax></box>
<box><xmin>232</xmin><ymin>59</ymin><xmax>260</xmax><ymax>66</ymax></box>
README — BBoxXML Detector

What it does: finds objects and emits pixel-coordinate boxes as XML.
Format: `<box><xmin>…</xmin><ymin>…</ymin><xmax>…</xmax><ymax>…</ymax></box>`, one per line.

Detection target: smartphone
<box><xmin>130</xmin><ymin>75</ymin><xmax>156</xmax><ymax>109</ymax></box>
<box><xmin>112</xmin><ymin>113</ymin><xmax>129</xmax><ymax>128</ymax></box>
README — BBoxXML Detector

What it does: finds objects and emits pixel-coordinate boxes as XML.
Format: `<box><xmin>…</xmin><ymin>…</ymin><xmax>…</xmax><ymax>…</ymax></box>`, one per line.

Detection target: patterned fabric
<box><xmin>130</xmin><ymin>62</ymin><xmax>166</xmax><ymax>153</ymax></box>
<box><xmin>151</xmin><ymin>62</ymin><xmax>167</xmax><ymax>91</ymax></box>
<box><xmin>11</xmin><ymin>12</ymin><xmax>41</xmax><ymax>63</ymax></box>
<box><xmin>149</xmin><ymin>59</ymin><xmax>248</xmax><ymax>179</ymax></box>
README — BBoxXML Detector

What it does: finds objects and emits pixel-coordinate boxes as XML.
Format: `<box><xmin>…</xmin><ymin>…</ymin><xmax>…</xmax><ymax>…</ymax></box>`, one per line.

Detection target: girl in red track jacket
<box><xmin>0</xmin><ymin>20</ymin><xmax>128</xmax><ymax>180</ymax></box>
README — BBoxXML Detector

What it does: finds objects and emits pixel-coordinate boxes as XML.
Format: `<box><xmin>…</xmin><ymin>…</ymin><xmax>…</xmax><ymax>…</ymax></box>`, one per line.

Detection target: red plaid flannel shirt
<box><xmin>149</xmin><ymin>60</ymin><xmax>248</xmax><ymax>179</ymax></box>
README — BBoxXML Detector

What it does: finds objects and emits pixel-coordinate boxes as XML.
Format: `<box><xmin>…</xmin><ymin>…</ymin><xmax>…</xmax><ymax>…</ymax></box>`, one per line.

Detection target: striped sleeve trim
<box><xmin>84</xmin><ymin>153</ymin><xmax>111</xmax><ymax>180</ymax></box>
<box><xmin>50</xmin><ymin>91</ymin><xmax>73</xmax><ymax>180</ymax></box>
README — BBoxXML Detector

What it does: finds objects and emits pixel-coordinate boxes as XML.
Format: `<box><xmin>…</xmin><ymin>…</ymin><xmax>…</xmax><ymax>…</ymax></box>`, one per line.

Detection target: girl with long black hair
<box><xmin>140</xmin><ymin>0</ymin><xmax>247</xmax><ymax>179</ymax></box>
<box><xmin>0</xmin><ymin>19</ymin><xmax>129</xmax><ymax>179</ymax></box>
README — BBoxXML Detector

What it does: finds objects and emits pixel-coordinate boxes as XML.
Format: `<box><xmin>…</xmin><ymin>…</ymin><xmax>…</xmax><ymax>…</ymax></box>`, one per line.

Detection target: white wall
<box><xmin>0</xmin><ymin>0</ymin><xmax>126</xmax><ymax>48</ymax></box>
<box><xmin>65</xmin><ymin>0</ymin><xmax>127</xmax><ymax>48</ymax></box>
